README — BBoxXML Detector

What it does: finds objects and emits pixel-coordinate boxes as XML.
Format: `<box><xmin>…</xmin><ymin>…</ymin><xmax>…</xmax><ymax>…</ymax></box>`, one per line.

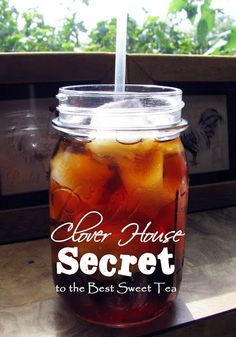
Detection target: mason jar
<box><xmin>49</xmin><ymin>84</ymin><xmax>188</xmax><ymax>327</ymax></box>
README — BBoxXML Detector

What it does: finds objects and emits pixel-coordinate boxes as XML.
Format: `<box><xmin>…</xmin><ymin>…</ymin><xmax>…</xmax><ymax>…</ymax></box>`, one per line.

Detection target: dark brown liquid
<box><xmin>49</xmin><ymin>137</ymin><xmax>188</xmax><ymax>326</ymax></box>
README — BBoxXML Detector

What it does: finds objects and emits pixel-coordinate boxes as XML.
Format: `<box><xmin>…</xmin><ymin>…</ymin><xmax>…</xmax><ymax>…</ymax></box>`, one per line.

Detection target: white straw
<box><xmin>114</xmin><ymin>7</ymin><xmax>128</xmax><ymax>93</ymax></box>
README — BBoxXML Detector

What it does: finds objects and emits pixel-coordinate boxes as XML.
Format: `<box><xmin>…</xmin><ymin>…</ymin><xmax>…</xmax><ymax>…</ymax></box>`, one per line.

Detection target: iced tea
<box><xmin>49</xmin><ymin>134</ymin><xmax>188</xmax><ymax>326</ymax></box>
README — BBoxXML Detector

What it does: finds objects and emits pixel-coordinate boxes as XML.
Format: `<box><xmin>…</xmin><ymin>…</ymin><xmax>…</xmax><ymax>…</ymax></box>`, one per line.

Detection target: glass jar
<box><xmin>49</xmin><ymin>85</ymin><xmax>188</xmax><ymax>327</ymax></box>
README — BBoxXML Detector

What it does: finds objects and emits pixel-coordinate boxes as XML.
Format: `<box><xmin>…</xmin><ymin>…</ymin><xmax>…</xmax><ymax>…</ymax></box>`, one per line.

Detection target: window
<box><xmin>1</xmin><ymin>0</ymin><xmax>236</xmax><ymax>55</ymax></box>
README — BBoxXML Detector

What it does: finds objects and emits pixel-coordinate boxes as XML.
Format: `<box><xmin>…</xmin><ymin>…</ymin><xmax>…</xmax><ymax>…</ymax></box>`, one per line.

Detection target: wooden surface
<box><xmin>127</xmin><ymin>54</ymin><xmax>236</xmax><ymax>83</ymax></box>
<box><xmin>0</xmin><ymin>206</ymin><xmax>236</xmax><ymax>337</ymax></box>
<box><xmin>188</xmin><ymin>181</ymin><xmax>236</xmax><ymax>212</ymax></box>
<box><xmin>0</xmin><ymin>53</ymin><xmax>115</xmax><ymax>84</ymax></box>
<box><xmin>1</xmin><ymin>53</ymin><xmax>236</xmax><ymax>84</ymax></box>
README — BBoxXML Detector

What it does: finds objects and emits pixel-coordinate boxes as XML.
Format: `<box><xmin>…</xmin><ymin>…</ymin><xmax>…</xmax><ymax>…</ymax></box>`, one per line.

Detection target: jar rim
<box><xmin>54</xmin><ymin>84</ymin><xmax>187</xmax><ymax>137</ymax></box>
<box><xmin>58</xmin><ymin>84</ymin><xmax>182</xmax><ymax>97</ymax></box>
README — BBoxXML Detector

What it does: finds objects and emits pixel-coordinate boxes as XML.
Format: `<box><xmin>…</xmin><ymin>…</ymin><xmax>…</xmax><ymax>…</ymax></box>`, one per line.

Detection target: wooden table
<box><xmin>0</xmin><ymin>207</ymin><xmax>236</xmax><ymax>337</ymax></box>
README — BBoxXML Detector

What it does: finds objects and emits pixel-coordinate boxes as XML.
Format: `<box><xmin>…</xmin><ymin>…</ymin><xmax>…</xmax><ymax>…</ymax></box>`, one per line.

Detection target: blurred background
<box><xmin>2</xmin><ymin>0</ymin><xmax>236</xmax><ymax>55</ymax></box>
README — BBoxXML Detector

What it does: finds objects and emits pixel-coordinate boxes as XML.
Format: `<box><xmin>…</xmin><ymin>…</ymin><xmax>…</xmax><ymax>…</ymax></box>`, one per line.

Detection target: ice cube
<box><xmin>50</xmin><ymin>151</ymin><xmax>113</xmax><ymax>205</ymax></box>
<box><xmin>87</xmin><ymin>138</ymin><xmax>173</xmax><ymax>214</ymax></box>
<box><xmin>87</xmin><ymin>138</ymin><xmax>154</xmax><ymax>164</ymax></box>
<box><xmin>90</xmin><ymin>98</ymin><xmax>150</xmax><ymax>132</ymax></box>
<box><xmin>163</xmin><ymin>150</ymin><xmax>187</xmax><ymax>197</ymax></box>
<box><xmin>116</xmin><ymin>131</ymin><xmax>142</xmax><ymax>145</ymax></box>
<box><xmin>98</xmin><ymin>98</ymin><xmax>143</xmax><ymax>110</ymax></box>
<box><xmin>117</xmin><ymin>145</ymin><xmax>177</xmax><ymax>215</ymax></box>
<box><xmin>50</xmin><ymin>187</ymin><xmax>82</xmax><ymax>222</ymax></box>
<box><xmin>156</xmin><ymin>138</ymin><xmax>184</xmax><ymax>155</ymax></box>
<box><xmin>119</xmin><ymin>147</ymin><xmax>164</xmax><ymax>194</ymax></box>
